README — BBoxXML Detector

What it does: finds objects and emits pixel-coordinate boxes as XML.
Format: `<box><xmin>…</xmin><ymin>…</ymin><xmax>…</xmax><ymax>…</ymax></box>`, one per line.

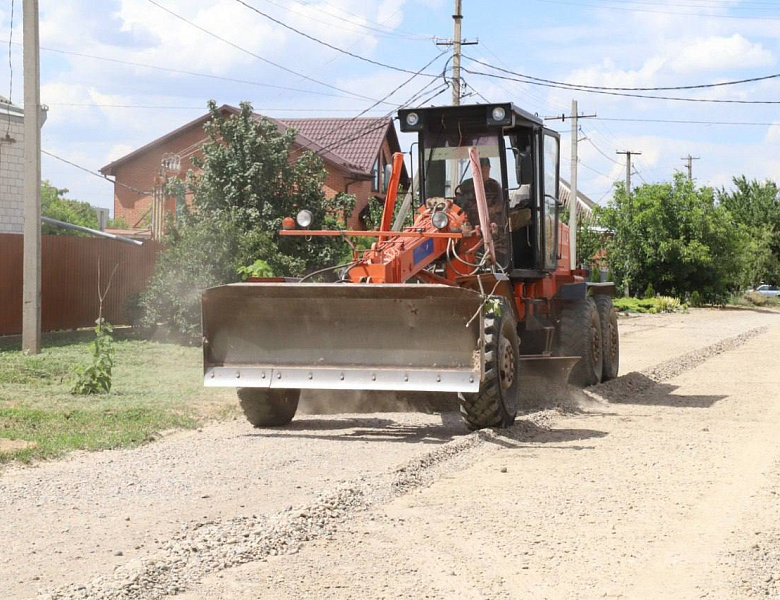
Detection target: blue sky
<box><xmin>3</xmin><ymin>0</ymin><xmax>780</xmax><ymax>214</ymax></box>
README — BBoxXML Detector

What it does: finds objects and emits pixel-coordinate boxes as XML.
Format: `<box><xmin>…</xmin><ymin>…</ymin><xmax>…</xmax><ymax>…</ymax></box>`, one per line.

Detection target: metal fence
<box><xmin>0</xmin><ymin>234</ymin><xmax>161</xmax><ymax>336</ymax></box>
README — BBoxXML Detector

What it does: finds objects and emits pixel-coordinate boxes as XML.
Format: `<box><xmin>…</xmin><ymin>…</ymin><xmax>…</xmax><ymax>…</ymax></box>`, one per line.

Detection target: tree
<box><xmin>41</xmin><ymin>181</ymin><xmax>99</xmax><ymax>235</ymax></box>
<box><xmin>598</xmin><ymin>174</ymin><xmax>742</xmax><ymax>302</ymax></box>
<box><xmin>717</xmin><ymin>177</ymin><xmax>780</xmax><ymax>286</ymax></box>
<box><xmin>188</xmin><ymin>100</ymin><xmax>355</xmax><ymax>276</ymax></box>
<box><xmin>139</xmin><ymin>101</ymin><xmax>355</xmax><ymax>337</ymax></box>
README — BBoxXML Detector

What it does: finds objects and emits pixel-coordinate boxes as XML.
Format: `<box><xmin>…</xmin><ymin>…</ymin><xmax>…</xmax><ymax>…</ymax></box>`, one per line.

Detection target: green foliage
<box><xmin>139</xmin><ymin>101</ymin><xmax>355</xmax><ymax>338</ymax></box>
<box><xmin>107</xmin><ymin>216</ymin><xmax>130</xmax><ymax>229</ymax></box>
<box><xmin>71</xmin><ymin>318</ymin><xmax>115</xmax><ymax>394</ymax></box>
<box><xmin>139</xmin><ymin>214</ymin><xmax>273</xmax><ymax>338</ymax></box>
<box><xmin>643</xmin><ymin>283</ymin><xmax>656</xmax><ymax>299</ymax></box>
<box><xmin>559</xmin><ymin>206</ymin><xmax>605</xmax><ymax>269</ymax></box>
<box><xmin>41</xmin><ymin>181</ymin><xmax>99</xmax><ymax>235</ymax></box>
<box><xmin>690</xmin><ymin>290</ymin><xmax>703</xmax><ymax>307</ymax></box>
<box><xmin>654</xmin><ymin>296</ymin><xmax>680</xmax><ymax>313</ymax></box>
<box><xmin>238</xmin><ymin>258</ymin><xmax>274</xmax><ymax>280</ymax></box>
<box><xmin>613</xmin><ymin>296</ymin><xmax>684</xmax><ymax>314</ymax></box>
<box><xmin>613</xmin><ymin>297</ymin><xmax>657</xmax><ymax>313</ymax></box>
<box><xmin>599</xmin><ymin>175</ymin><xmax>743</xmax><ymax>303</ymax></box>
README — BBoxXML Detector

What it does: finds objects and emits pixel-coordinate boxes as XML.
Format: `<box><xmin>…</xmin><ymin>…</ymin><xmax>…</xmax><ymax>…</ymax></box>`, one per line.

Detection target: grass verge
<box><xmin>0</xmin><ymin>330</ymin><xmax>235</xmax><ymax>466</ymax></box>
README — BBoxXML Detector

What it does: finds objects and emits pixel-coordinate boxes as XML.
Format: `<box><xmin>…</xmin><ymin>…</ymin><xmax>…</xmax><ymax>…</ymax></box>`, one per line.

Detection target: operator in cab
<box><xmin>455</xmin><ymin>157</ymin><xmax>509</xmax><ymax>265</ymax></box>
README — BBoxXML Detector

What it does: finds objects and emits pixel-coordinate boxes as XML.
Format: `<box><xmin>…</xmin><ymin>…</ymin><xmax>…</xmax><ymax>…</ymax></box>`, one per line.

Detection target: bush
<box><xmin>71</xmin><ymin>318</ymin><xmax>115</xmax><ymax>394</ymax></box>
<box><xmin>654</xmin><ymin>296</ymin><xmax>680</xmax><ymax>313</ymax></box>
<box><xmin>139</xmin><ymin>215</ymin><xmax>275</xmax><ymax>340</ymax></box>
<box><xmin>643</xmin><ymin>283</ymin><xmax>656</xmax><ymax>299</ymax></box>
<box><xmin>689</xmin><ymin>290</ymin><xmax>703</xmax><ymax>307</ymax></box>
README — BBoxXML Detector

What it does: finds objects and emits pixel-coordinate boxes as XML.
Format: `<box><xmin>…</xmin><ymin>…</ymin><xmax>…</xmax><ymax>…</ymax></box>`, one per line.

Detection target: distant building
<box><xmin>0</xmin><ymin>98</ymin><xmax>26</xmax><ymax>234</ymax></box>
<box><xmin>100</xmin><ymin>105</ymin><xmax>408</xmax><ymax>231</ymax></box>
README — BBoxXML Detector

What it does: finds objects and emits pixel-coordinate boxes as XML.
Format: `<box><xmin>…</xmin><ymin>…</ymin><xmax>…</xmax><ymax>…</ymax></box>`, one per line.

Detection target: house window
<box><xmin>371</xmin><ymin>158</ymin><xmax>380</xmax><ymax>192</ymax></box>
<box><xmin>382</xmin><ymin>155</ymin><xmax>390</xmax><ymax>193</ymax></box>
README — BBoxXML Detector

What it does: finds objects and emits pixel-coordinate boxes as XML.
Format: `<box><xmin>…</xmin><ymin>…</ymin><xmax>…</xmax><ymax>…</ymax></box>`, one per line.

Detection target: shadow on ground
<box><xmin>588</xmin><ymin>372</ymin><xmax>727</xmax><ymax>408</ymax></box>
<box><xmin>244</xmin><ymin>413</ymin><xmax>466</xmax><ymax>445</ymax></box>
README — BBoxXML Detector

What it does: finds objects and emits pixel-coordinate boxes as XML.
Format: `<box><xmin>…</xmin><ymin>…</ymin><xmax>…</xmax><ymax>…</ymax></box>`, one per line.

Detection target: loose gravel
<box><xmin>40</xmin><ymin>409</ymin><xmax>556</xmax><ymax>600</ymax></box>
<box><xmin>586</xmin><ymin>326</ymin><xmax>769</xmax><ymax>402</ymax></box>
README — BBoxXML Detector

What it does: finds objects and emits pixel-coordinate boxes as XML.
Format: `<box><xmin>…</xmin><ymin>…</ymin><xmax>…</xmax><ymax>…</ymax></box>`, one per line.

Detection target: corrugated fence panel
<box><xmin>0</xmin><ymin>234</ymin><xmax>161</xmax><ymax>336</ymax></box>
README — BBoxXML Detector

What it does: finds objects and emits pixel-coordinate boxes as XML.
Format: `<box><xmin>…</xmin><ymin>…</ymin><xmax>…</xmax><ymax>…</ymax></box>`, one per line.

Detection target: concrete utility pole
<box><xmin>436</xmin><ymin>0</ymin><xmax>478</xmax><ymax>106</ymax></box>
<box><xmin>682</xmin><ymin>154</ymin><xmax>700</xmax><ymax>181</ymax></box>
<box><xmin>616</xmin><ymin>150</ymin><xmax>642</xmax><ymax>195</ymax></box>
<box><xmin>543</xmin><ymin>102</ymin><xmax>596</xmax><ymax>270</ymax></box>
<box><xmin>452</xmin><ymin>0</ymin><xmax>462</xmax><ymax>105</ymax></box>
<box><xmin>22</xmin><ymin>0</ymin><xmax>41</xmax><ymax>354</ymax></box>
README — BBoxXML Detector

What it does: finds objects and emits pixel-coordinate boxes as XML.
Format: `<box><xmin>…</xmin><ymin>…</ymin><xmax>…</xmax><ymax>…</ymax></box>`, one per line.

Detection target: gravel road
<box><xmin>2</xmin><ymin>307</ymin><xmax>779</xmax><ymax>599</ymax></box>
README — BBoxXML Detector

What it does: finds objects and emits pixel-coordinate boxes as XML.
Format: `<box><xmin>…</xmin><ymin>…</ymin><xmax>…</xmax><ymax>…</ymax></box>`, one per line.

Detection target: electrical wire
<box><xmin>535</xmin><ymin>0</ymin><xmax>780</xmax><ymax>21</ymax></box>
<box><xmin>462</xmin><ymin>66</ymin><xmax>780</xmax><ymax>105</ymax></box>
<box><xmin>584</xmin><ymin>136</ymin><xmax>622</xmax><ymax>165</ymax></box>
<box><xmin>232</xmin><ymin>0</ymin><xmax>440</xmax><ymax>76</ymax></box>
<box><xmin>45</xmin><ymin>102</ymin><xmax>392</xmax><ymax>112</ymax></box>
<box><xmin>594</xmin><ymin>116</ymin><xmax>780</xmax><ymax>126</ymax></box>
<box><xmin>42</xmin><ymin>149</ymin><xmax>152</xmax><ymax>195</ymax></box>
<box><xmin>258</xmin><ymin>0</ymin><xmax>433</xmax><ymax>41</ymax></box>
<box><xmin>288</xmin><ymin>0</ymin><xmax>434</xmax><ymax>39</ymax></box>
<box><xmin>145</xmin><ymin>0</ymin><xmax>401</xmax><ymax>103</ymax></box>
<box><xmin>464</xmin><ymin>55</ymin><xmax>780</xmax><ymax>93</ymax></box>
<box><xmin>0</xmin><ymin>39</ymin><xmax>397</xmax><ymax>105</ymax></box>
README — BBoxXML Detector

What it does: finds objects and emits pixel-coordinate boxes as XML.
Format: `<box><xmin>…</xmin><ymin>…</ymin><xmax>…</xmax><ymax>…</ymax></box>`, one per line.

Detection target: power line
<box><xmin>595</xmin><ymin>116</ymin><xmax>780</xmax><ymax>126</ymax></box>
<box><xmin>232</xmin><ymin>0</ymin><xmax>440</xmax><ymax>76</ymax></box>
<box><xmin>288</xmin><ymin>0</ymin><xmax>433</xmax><ymax>39</ymax></box>
<box><xmin>535</xmin><ymin>0</ymin><xmax>780</xmax><ymax>21</ymax></box>
<box><xmin>145</xmin><ymin>0</ymin><xmax>399</xmax><ymax>102</ymax></box>
<box><xmin>260</xmin><ymin>0</ymin><xmax>433</xmax><ymax>40</ymax></box>
<box><xmin>464</xmin><ymin>55</ymin><xmax>780</xmax><ymax>94</ymax></box>
<box><xmin>462</xmin><ymin>66</ymin><xmax>780</xmax><ymax>104</ymax></box>
<box><xmin>42</xmin><ymin>149</ymin><xmax>152</xmax><ymax>195</ymax></box>
<box><xmin>44</xmin><ymin>102</ymin><xmax>393</xmax><ymax>112</ymax></box>
<box><xmin>0</xmin><ymin>39</ymin><xmax>400</xmax><ymax>104</ymax></box>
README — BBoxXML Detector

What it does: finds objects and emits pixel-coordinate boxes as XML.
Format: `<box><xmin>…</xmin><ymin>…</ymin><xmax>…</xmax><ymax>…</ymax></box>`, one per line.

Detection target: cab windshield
<box><xmin>422</xmin><ymin>130</ymin><xmax>510</xmax><ymax>267</ymax></box>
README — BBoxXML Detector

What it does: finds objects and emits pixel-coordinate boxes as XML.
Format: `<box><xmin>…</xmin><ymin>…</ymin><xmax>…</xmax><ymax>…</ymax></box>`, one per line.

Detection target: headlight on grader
<box><xmin>296</xmin><ymin>209</ymin><xmax>313</xmax><ymax>228</ymax></box>
<box><xmin>432</xmin><ymin>210</ymin><xmax>450</xmax><ymax>230</ymax></box>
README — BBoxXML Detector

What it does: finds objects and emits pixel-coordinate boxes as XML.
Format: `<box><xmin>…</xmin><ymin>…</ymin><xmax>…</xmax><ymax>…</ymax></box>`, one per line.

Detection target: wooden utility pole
<box><xmin>682</xmin><ymin>154</ymin><xmax>700</xmax><ymax>181</ymax></box>
<box><xmin>22</xmin><ymin>0</ymin><xmax>41</xmax><ymax>354</ymax></box>
<box><xmin>616</xmin><ymin>150</ymin><xmax>642</xmax><ymax>195</ymax></box>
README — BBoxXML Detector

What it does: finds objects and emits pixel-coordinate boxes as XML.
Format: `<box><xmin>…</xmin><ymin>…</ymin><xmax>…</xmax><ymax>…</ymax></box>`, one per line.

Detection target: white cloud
<box><xmin>669</xmin><ymin>34</ymin><xmax>773</xmax><ymax>74</ymax></box>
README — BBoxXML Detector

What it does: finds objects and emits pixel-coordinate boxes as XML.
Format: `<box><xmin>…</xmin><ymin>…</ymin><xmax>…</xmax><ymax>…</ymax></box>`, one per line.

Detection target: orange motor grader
<box><xmin>202</xmin><ymin>103</ymin><xmax>619</xmax><ymax>430</ymax></box>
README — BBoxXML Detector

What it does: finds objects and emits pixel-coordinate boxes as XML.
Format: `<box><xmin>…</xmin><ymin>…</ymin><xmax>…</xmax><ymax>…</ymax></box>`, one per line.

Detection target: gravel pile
<box><xmin>587</xmin><ymin>326</ymin><xmax>769</xmax><ymax>402</ymax></box>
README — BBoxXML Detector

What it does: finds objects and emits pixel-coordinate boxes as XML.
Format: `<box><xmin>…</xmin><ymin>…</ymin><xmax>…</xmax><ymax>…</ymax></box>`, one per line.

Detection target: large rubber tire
<box><xmin>458</xmin><ymin>301</ymin><xmax>520</xmax><ymax>430</ymax></box>
<box><xmin>594</xmin><ymin>295</ymin><xmax>619</xmax><ymax>381</ymax></box>
<box><xmin>237</xmin><ymin>388</ymin><xmax>300</xmax><ymax>427</ymax></box>
<box><xmin>558</xmin><ymin>297</ymin><xmax>603</xmax><ymax>387</ymax></box>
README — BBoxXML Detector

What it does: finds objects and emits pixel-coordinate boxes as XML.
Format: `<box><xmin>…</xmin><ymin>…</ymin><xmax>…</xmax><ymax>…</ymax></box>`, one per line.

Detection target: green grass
<box><xmin>0</xmin><ymin>330</ymin><xmax>236</xmax><ymax>465</ymax></box>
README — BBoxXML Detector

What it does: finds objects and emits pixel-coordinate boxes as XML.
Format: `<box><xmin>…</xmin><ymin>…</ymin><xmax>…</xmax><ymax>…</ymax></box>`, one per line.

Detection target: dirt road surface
<box><xmin>2</xmin><ymin>308</ymin><xmax>780</xmax><ymax>599</ymax></box>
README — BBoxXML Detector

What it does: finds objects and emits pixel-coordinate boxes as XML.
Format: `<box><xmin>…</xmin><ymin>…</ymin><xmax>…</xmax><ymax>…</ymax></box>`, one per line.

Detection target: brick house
<box><xmin>100</xmin><ymin>105</ymin><xmax>408</xmax><ymax>231</ymax></box>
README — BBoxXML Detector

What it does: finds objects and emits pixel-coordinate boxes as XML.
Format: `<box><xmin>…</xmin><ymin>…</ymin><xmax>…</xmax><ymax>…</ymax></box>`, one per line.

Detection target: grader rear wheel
<box><xmin>594</xmin><ymin>295</ymin><xmax>619</xmax><ymax>381</ymax></box>
<box><xmin>558</xmin><ymin>297</ymin><xmax>603</xmax><ymax>387</ymax></box>
<box><xmin>237</xmin><ymin>388</ymin><xmax>300</xmax><ymax>427</ymax></box>
<box><xmin>458</xmin><ymin>301</ymin><xmax>520</xmax><ymax>430</ymax></box>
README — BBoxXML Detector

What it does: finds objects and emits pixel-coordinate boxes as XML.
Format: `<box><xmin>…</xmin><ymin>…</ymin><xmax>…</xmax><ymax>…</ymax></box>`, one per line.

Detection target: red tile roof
<box><xmin>101</xmin><ymin>107</ymin><xmax>403</xmax><ymax>182</ymax></box>
<box><xmin>279</xmin><ymin>117</ymin><xmax>393</xmax><ymax>174</ymax></box>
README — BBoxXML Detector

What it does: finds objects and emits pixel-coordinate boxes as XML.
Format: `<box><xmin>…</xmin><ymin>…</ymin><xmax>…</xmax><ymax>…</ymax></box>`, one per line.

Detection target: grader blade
<box><xmin>202</xmin><ymin>283</ymin><xmax>484</xmax><ymax>393</ymax></box>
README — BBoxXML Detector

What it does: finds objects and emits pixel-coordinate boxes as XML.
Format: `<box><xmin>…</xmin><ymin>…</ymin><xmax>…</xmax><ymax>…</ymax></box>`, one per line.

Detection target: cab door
<box><xmin>542</xmin><ymin>132</ymin><xmax>560</xmax><ymax>271</ymax></box>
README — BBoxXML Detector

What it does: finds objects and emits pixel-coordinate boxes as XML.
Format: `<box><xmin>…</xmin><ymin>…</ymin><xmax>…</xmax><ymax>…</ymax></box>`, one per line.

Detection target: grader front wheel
<box><xmin>458</xmin><ymin>302</ymin><xmax>520</xmax><ymax>430</ymax></box>
<box><xmin>237</xmin><ymin>388</ymin><xmax>300</xmax><ymax>427</ymax></box>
